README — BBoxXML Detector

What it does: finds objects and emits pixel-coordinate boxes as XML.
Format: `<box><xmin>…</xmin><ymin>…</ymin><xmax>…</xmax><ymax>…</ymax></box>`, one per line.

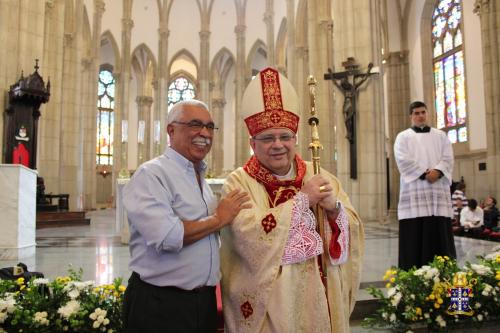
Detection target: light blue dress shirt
<box><xmin>123</xmin><ymin>147</ymin><xmax>220</xmax><ymax>289</ymax></box>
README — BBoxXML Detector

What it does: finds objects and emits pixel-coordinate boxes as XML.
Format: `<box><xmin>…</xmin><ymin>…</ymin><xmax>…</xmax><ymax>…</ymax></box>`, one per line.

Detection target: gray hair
<box><xmin>166</xmin><ymin>99</ymin><xmax>209</xmax><ymax>125</ymax></box>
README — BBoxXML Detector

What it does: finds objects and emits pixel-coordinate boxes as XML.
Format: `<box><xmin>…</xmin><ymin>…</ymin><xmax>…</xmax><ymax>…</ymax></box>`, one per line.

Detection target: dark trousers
<box><xmin>399</xmin><ymin>216</ymin><xmax>456</xmax><ymax>270</ymax></box>
<box><xmin>123</xmin><ymin>272</ymin><xmax>217</xmax><ymax>333</ymax></box>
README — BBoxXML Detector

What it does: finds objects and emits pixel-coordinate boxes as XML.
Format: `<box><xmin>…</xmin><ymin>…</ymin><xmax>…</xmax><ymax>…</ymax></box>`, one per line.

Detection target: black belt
<box><xmin>131</xmin><ymin>272</ymin><xmax>215</xmax><ymax>294</ymax></box>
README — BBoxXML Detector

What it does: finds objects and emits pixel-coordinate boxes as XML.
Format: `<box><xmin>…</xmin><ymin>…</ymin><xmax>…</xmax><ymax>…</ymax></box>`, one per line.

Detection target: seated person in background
<box><xmin>452</xmin><ymin>183</ymin><xmax>467</xmax><ymax>225</ymax></box>
<box><xmin>460</xmin><ymin>199</ymin><xmax>483</xmax><ymax>235</ymax></box>
<box><xmin>483</xmin><ymin>196</ymin><xmax>499</xmax><ymax>230</ymax></box>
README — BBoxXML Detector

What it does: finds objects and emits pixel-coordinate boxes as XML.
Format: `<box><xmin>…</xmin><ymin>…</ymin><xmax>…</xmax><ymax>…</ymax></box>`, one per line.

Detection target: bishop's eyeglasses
<box><xmin>171</xmin><ymin>120</ymin><xmax>219</xmax><ymax>132</ymax></box>
<box><xmin>251</xmin><ymin>133</ymin><xmax>296</xmax><ymax>144</ymax></box>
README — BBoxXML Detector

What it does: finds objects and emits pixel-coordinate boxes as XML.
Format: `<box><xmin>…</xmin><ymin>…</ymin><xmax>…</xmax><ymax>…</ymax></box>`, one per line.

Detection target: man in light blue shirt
<box><xmin>122</xmin><ymin>99</ymin><xmax>251</xmax><ymax>333</ymax></box>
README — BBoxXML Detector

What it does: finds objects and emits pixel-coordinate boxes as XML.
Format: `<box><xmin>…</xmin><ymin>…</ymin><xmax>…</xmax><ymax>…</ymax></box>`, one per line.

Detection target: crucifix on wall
<box><xmin>324</xmin><ymin>57</ymin><xmax>376</xmax><ymax>179</ymax></box>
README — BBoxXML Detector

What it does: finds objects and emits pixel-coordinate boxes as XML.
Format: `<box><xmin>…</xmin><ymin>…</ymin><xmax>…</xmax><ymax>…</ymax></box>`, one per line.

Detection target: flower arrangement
<box><xmin>363</xmin><ymin>251</ymin><xmax>500</xmax><ymax>332</ymax></box>
<box><xmin>0</xmin><ymin>268</ymin><xmax>125</xmax><ymax>333</ymax></box>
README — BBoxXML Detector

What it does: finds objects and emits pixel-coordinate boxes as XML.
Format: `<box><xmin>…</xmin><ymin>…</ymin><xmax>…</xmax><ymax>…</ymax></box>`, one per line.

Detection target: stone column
<box><xmin>286</xmin><ymin>0</ymin><xmax>297</xmax><ymax>85</ymax></box>
<box><xmin>476</xmin><ymin>0</ymin><xmax>500</xmax><ymax>200</ymax></box>
<box><xmin>386</xmin><ymin>51</ymin><xmax>410</xmax><ymax>215</ymax></box>
<box><xmin>235</xmin><ymin>23</ymin><xmax>248</xmax><ymax>167</ymax></box>
<box><xmin>264</xmin><ymin>0</ymin><xmax>275</xmax><ymax>67</ymax></box>
<box><xmin>331</xmin><ymin>0</ymin><xmax>386</xmax><ymax>222</ymax></box>
<box><xmin>211</xmin><ymin>97</ymin><xmax>226</xmax><ymax>175</ymax></box>
<box><xmin>199</xmin><ymin>30</ymin><xmax>211</xmax><ymax>103</ymax></box>
<box><xmin>306</xmin><ymin>0</ymin><xmax>336</xmax><ymax>173</ymax></box>
<box><xmin>157</xmin><ymin>26</ymin><xmax>170</xmax><ymax>154</ymax></box>
<box><xmin>115</xmin><ymin>1</ymin><xmax>134</xmax><ymax>179</ymax></box>
<box><xmin>136</xmin><ymin>95</ymin><xmax>153</xmax><ymax>164</ymax></box>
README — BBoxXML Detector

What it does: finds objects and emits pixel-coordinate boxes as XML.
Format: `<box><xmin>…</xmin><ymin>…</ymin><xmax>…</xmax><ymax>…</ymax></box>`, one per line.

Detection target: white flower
<box><xmin>90</xmin><ymin>307</ymin><xmax>109</xmax><ymax>328</ymax></box>
<box><xmin>0</xmin><ymin>312</ymin><xmax>7</xmax><ymax>324</ymax></box>
<box><xmin>381</xmin><ymin>312</ymin><xmax>388</xmax><ymax>320</ymax></box>
<box><xmin>406</xmin><ymin>331</ymin><xmax>414</xmax><ymax>333</ymax></box>
<box><xmin>414</xmin><ymin>265</ymin><xmax>431</xmax><ymax>276</ymax></box>
<box><xmin>58</xmin><ymin>300</ymin><xmax>81</xmax><ymax>319</ymax></box>
<box><xmin>485</xmin><ymin>250</ymin><xmax>500</xmax><ymax>260</ymax></box>
<box><xmin>470</xmin><ymin>264</ymin><xmax>493</xmax><ymax>275</ymax></box>
<box><xmin>32</xmin><ymin>278</ymin><xmax>49</xmax><ymax>286</ymax></box>
<box><xmin>436</xmin><ymin>315</ymin><xmax>446</xmax><ymax>327</ymax></box>
<box><xmin>34</xmin><ymin>311</ymin><xmax>49</xmax><ymax>326</ymax></box>
<box><xmin>68</xmin><ymin>289</ymin><xmax>80</xmax><ymax>299</ymax></box>
<box><xmin>477</xmin><ymin>314</ymin><xmax>483</xmax><ymax>321</ymax></box>
<box><xmin>387</xmin><ymin>287</ymin><xmax>397</xmax><ymax>297</ymax></box>
<box><xmin>410</xmin><ymin>294</ymin><xmax>415</xmax><ymax>300</ymax></box>
<box><xmin>424</xmin><ymin>313</ymin><xmax>430</xmax><ymax>319</ymax></box>
<box><xmin>390</xmin><ymin>292</ymin><xmax>402</xmax><ymax>306</ymax></box>
<box><xmin>475</xmin><ymin>302</ymin><xmax>482</xmax><ymax>309</ymax></box>
<box><xmin>482</xmin><ymin>284</ymin><xmax>493</xmax><ymax>296</ymax></box>
<box><xmin>389</xmin><ymin>313</ymin><xmax>396</xmax><ymax>322</ymax></box>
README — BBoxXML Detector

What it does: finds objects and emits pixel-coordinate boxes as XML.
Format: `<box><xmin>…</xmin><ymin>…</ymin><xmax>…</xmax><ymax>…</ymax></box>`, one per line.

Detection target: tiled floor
<box><xmin>1</xmin><ymin>209</ymin><xmax>499</xmax><ymax>288</ymax></box>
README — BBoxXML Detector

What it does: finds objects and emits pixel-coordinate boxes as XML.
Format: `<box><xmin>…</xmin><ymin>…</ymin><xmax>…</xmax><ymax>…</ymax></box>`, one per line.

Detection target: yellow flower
<box><xmin>429</xmin><ymin>294</ymin><xmax>435</xmax><ymax>300</ymax></box>
<box><xmin>495</xmin><ymin>255</ymin><xmax>500</xmax><ymax>263</ymax></box>
<box><xmin>386</xmin><ymin>283</ymin><xmax>391</xmax><ymax>288</ymax></box>
<box><xmin>415</xmin><ymin>307</ymin><xmax>422</xmax><ymax>316</ymax></box>
<box><xmin>434</xmin><ymin>303</ymin><xmax>440</xmax><ymax>309</ymax></box>
<box><xmin>16</xmin><ymin>277</ymin><xmax>25</xmax><ymax>285</ymax></box>
<box><xmin>390</xmin><ymin>277</ymin><xmax>396</xmax><ymax>283</ymax></box>
<box><xmin>495</xmin><ymin>275</ymin><xmax>500</xmax><ymax>281</ymax></box>
<box><xmin>444</xmin><ymin>256</ymin><xmax>449</xmax><ymax>260</ymax></box>
<box><xmin>437</xmin><ymin>298</ymin><xmax>443</xmax><ymax>304</ymax></box>
<box><xmin>118</xmin><ymin>285</ymin><xmax>126</xmax><ymax>292</ymax></box>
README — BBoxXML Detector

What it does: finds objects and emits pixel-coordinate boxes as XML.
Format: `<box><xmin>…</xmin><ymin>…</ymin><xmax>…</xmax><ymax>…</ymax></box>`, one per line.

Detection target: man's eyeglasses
<box><xmin>171</xmin><ymin>120</ymin><xmax>219</xmax><ymax>132</ymax></box>
<box><xmin>252</xmin><ymin>134</ymin><xmax>296</xmax><ymax>144</ymax></box>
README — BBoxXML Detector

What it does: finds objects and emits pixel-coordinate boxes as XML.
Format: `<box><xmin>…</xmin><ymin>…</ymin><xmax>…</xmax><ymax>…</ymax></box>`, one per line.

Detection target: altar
<box><xmin>0</xmin><ymin>164</ymin><xmax>37</xmax><ymax>259</ymax></box>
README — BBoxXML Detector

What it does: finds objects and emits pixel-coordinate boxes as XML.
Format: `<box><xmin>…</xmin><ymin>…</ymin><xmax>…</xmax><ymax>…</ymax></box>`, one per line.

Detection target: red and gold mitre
<box><xmin>242</xmin><ymin>67</ymin><xmax>299</xmax><ymax>137</ymax></box>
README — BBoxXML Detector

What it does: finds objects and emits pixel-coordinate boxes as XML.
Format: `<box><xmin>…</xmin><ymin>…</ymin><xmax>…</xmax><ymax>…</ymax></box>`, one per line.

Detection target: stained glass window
<box><xmin>167</xmin><ymin>76</ymin><xmax>196</xmax><ymax>110</ymax></box>
<box><xmin>97</xmin><ymin>68</ymin><xmax>115</xmax><ymax>165</ymax></box>
<box><xmin>432</xmin><ymin>0</ymin><xmax>467</xmax><ymax>143</ymax></box>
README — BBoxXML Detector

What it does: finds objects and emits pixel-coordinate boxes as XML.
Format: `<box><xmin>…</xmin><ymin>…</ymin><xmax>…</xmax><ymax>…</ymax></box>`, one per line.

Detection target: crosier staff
<box><xmin>307</xmin><ymin>75</ymin><xmax>329</xmax><ymax>289</ymax></box>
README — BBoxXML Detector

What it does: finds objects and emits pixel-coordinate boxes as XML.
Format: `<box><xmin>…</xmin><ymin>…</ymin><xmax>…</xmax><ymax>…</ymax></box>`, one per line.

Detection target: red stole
<box><xmin>243</xmin><ymin>155</ymin><xmax>306</xmax><ymax>207</ymax></box>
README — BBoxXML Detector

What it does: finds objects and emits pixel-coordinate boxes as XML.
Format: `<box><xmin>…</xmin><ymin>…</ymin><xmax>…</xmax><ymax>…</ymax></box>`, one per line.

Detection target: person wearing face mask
<box><xmin>122</xmin><ymin>100</ymin><xmax>251</xmax><ymax>333</ymax></box>
<box><xmin>219</xmin><ymin>68</ymin><xmax>364</xmax><ymax>333</ymax></box>
<box><xmin>394</xmin><ymin>101</ymin><xmax>456</xmax><ymax>271</ymax></box>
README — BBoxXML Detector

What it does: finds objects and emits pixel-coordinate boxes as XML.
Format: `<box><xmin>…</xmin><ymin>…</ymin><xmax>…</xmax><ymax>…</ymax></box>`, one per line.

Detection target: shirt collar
<box><xmin>164</xmin><ymin>147</ymin><xmax>207</xmax><ymax>174</ymax></box>
<box><xmin>411</xmin><ymin>125</ymin><xmax>431</xmax><ymax>133</ymax></box>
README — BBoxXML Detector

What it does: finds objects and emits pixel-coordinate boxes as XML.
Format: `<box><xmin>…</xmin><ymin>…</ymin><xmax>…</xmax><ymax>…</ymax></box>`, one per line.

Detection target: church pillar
<box><xmin>114</xmin><ymin>0</ymin><xmax>134</xmax><ymax>180</ymax></box>
<box><xmin>199</xmin><ymin>31</ymin><xmax>211</xmax><ymax>104</ymax></box>
<box><xmin>211</xmin><ymin>97</ymin><xmax>226</xmax><ymax>176</ymax></box>
<box><xmin>476</xmin><ymin>0</ymin><xmax>500</xmax><ymax>200</ymax></box>
<box><xmin>286</xmin><ymin>0</ymin><xmax>297</xmax><ymax>85</ymax></box>
<box><xmin>135</xmin><ymin>96</ymin><xmax>153</xmax><ymax>164</ymax></box>
<box><xmin>306</xmin><ymin>0</ymin><xmax>335</xmax><ymax>173</ymax></box>
<box><xmin>331</xmin><ymin>0</ymin><xmax>386</xmax><ymax>221</ymax></box>
<box><xmin>386</xmin><ymin>51</ymin><xmax>410</xmax><ymax>215</ymax></box>
<box><xmin>58</xmin><ymin>2</ymin><xmax>86</xmax><ymax>211</ymax></box>
<box><xmin>157</xmin><ymin>25</ymin><xmax>170</xmax><ymax>155</ymax></box>
<box><xmin>264</xmin><ymin>0</ymin><xmax>275</xmax><ymax>67</ymax></box>
<box><xmin>39</xmin><ymin>0</ymin><xmax>64</xmax><ymax>195</ymax></box>
<box><xmin>235</xmin><ymin>23</ymin><xmax>248</xmax><ymax>167</ymax></box>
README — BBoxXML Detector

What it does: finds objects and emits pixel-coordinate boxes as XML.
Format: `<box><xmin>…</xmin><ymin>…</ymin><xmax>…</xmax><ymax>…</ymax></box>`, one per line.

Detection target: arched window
<box><xmin>96</xmin><ymin>67</ymin><xmax>115</xmax><ymax>165</ymax></box>
<box><xmin>167</xmin><ymin>76</ymin><xmax>196</xmax><ymax>110</ymax></box>
<box><xmin>432</xmin><ymin>0</ymin><xmax>467</xmax><ymax>143</ymax></box>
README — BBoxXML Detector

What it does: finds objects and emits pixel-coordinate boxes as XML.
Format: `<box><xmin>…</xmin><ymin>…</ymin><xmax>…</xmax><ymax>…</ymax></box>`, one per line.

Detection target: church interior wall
<box><xmin>168</xmin><ymin>0</ymin><xmax>200</xmax><ymax>67</ymax></box>
<box><xmin>98</xmin><ymin>0</ymin><xmax>122</xmax><ymax>52</ymax></box>
<box><xmin>243</xmin><ymin>0</ymin><xmax>266</xmax><ymax>54</ymax></box>
<box><xmin>130</xmin><ymin>0</ymin><xmax>159</xmax><ymax>58</ymax></box>
<box><xmin>223</xmin><ymin>67</ymin><xmax>236</xmax><ymax>172</ymax></box>
<box><xmin>386</xmin><ymin>0</ymin><xmax>402</xmax><ymax>52</ymax></box>
<box><xmin>127</xmin><ymin>72</ymin><xmax>138</xmax><ymax>171</ymax></box>
<box><xmin>210</xmin><ymin>1</ymin><xmax>237</xmax><ymax>61</ymax></box>
<box><xmin>462</xmin><ymin>0</ymin><xmax>487</xmax><ymax>151</ymax></box>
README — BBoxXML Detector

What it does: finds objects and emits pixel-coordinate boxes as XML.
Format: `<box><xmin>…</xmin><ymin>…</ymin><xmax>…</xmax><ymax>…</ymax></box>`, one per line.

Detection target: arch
<box><xmin>275</xmin><ymin>18</ymin><xmax>288</xmax><ymax>73</ymax></box>
<box><xmin>210</xmin><ymin>47</ymin><xmax>235</xmax><ymax>92</ymax></box>
<box><xmin>246</xmin><ymin>39</ymin><xmax>267</xmax><ymax>78</ymax></box>
<box><xmin>81</xmin><ymin>5</ymin><xmax>92</xmax><ymax>58</ymax></box>
<box><xmin>100</xmin><ymin>30</ymin><xmax>121</xmax><ymax>72</ymax></box>
<box><xmin>295</xmin><ymin>0</ymin><xmax>307</xmax><ymax>47</ymax></box>
<box><xmin>131</xmin><ymin>43</ymin><xmax>158</xmax><ymax>96</ymax></box>
<box><xmin>168</xmin><ymin>49</ymin><xmax>199</xmax><ymax>80</ymax></box>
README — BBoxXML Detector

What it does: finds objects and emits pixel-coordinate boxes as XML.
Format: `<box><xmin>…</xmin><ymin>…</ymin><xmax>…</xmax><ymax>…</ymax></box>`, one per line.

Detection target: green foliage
<box><xmin>362</xmin><ymin>252</ymin><xmax>500</xmax><ymax>332</ymax></box>
<box><xmin>0</xmin><ymin>268</ymin><xmax>125</xmax><ymax>333</ymax></box>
